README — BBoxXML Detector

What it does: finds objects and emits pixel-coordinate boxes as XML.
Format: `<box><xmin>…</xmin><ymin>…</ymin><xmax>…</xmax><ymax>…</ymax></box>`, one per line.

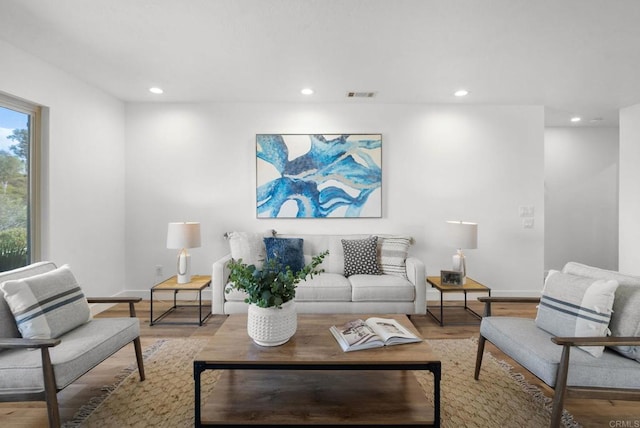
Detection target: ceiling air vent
<box><xmin>347</xmin><ymin>91</ymin><xmax>376</xmax><ymax>98</ymax></box>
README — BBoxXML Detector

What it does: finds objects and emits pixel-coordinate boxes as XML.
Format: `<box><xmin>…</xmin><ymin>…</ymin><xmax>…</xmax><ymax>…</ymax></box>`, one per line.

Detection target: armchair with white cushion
<box><xmin>0</xmin><ymin>262</ymin><xmax>145</xmax><ymax>428</ymax></box>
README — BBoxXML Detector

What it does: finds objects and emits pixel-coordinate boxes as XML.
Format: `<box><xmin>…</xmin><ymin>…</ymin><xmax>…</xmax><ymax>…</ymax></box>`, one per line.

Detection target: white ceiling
<box><xmin>1</xmin><ymin>0</ymin><xmax>640</xmax><ymax>126</ymax></box>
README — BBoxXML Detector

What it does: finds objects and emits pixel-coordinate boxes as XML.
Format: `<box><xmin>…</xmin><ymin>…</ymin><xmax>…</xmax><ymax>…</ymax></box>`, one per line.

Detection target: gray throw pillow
<box><xmin>342</xmin><ymin>236</ymin><xmax>381</xmax><ymax>277</ymax></box>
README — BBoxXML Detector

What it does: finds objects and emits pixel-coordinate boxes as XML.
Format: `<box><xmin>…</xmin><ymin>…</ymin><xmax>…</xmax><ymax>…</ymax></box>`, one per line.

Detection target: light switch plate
<box><xmin>519</xmin><ymin>206</ymin><xmax>535</xmax><ymax>217</ymax></box>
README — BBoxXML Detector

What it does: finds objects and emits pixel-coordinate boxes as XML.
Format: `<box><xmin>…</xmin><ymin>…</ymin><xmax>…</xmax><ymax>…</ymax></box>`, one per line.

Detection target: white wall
<box><xmin>619</xmin><ymin>104</ymin><xmax>640</xmax><ymax>275</ymax></box>
<box><xmin>0</xmin><ymin>40</ymin><xmax>126</xmax><ymax>297</ymax></box>
<box><xmin>125</xmin><ymin>103</ymin><xmax>545</xmax><ymax>297</ymax></box>
<box><xmin>544</xmin><ymin>127</ymin><xmax>619</xmax><ymax>272</ymax></box>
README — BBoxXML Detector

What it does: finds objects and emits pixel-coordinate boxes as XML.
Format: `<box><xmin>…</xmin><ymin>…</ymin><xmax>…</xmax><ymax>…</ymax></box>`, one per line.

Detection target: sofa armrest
<box><xmin>87</xmin><ymin>297</ymin><xmax>142</xmax><ymax>317</ymax></box>
<box><xmin>212</xmin><ymin>254</ymin><xmax>232</xmax><ymax>314</ymax></box>
<box><xmin>478</xmin><ymin>296</ymin><xmax>540</xmax><ymax>317</ymax></box>
<box><xmin>0</xmin><ymin>338</ymin><xmax>61</xmax><ymax>349</ymax></box>
<box><xmin>405</xmin><ymin>257</ymin><xmax>426</xmax><ymax>314</ymax></box>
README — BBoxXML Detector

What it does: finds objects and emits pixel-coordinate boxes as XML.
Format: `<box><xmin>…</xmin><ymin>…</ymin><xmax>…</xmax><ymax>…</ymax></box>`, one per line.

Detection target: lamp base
<box><xmin>452</xmin><ymin>250</ymin><xmax>467</xmax><ymax>285</ymax></box>
<box><xmin>176</xmin><ymin>250</ymin><xmax>192</xmax><ymax>284</ymax></box>
<box><xmin>177</xmin><ymin>272</ymin><xmax>192</xmax><ymax>284</ymax></box>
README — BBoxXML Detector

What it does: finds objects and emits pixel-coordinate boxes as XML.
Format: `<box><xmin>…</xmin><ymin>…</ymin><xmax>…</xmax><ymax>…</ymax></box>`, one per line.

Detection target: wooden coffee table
<box><xmin>194</xmin><ymin>314</ymin><xmax>441</xmax><ymax>427</ymax></box>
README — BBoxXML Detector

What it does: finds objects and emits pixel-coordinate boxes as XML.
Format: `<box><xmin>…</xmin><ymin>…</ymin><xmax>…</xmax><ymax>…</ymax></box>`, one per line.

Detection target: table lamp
<box><xmin>446</xmin><ymin>220</ymin><xmax>478</xmax><ymax>284</ymax></box>
<box><xmin>167</xmin><ymin>222</ymin><xmax>201</xmax><ymax>284</ymax></box>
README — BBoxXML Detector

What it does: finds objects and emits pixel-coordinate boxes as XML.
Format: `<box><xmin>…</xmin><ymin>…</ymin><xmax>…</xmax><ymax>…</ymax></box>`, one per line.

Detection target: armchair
<box><xmin>0</xmin><ymin>262</ymin><xmax>145</xmax><ymax>428</ymax></box>
<box><xmin>475</xmin><ymin>289</ymin><xmax>640</xmax><ymax>428</ymax></box>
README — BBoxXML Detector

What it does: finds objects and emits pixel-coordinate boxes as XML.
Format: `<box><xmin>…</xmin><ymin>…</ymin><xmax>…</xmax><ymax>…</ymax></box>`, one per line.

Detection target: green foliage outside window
<box><xmin>0</xmin><ymin>227</ymin><xmax>27</xmax><ymax>271</ymax></box>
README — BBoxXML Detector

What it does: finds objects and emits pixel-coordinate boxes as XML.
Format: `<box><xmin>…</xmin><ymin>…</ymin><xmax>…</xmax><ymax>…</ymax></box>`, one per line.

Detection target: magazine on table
<box><xmin>330</xmin><ymin>317</ymin><xmax>422</xmax><ymax>352</ymax></box>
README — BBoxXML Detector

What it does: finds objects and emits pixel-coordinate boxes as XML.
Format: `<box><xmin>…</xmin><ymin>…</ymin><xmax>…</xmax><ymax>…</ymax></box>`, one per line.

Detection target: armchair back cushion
<box><xmin>1</xmin><ymin>264</ymin><xmax>91</xmax><ymax>339</ymax></box>
<box><xmin>563</xmin><ymin>262</ymin><xmax>640</xmax><ymax>362</ymax></box>
<box><xmin>0</xmin><ymin>261</ymin><xmax>57</xmax><ymax>339</ymax></box>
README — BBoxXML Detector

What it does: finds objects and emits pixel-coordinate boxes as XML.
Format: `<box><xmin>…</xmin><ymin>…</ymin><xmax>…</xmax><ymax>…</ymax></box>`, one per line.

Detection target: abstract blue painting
<box><xmin>256</xmin><ymin>134</ymin><xmax>382</xmax><ymax>218</ymax></box>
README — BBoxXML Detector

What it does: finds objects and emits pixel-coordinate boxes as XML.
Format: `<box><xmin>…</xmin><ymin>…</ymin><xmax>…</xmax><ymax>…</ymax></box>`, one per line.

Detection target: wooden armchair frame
<box><xmin>0</xmin><ymin>297</ymin><xmax>145</xmax><ymax>428</ymax></box>
<box><xmin>474</xmin><ymin>296</ymin><xmax>640</xmax><ymax>428</ymax></box>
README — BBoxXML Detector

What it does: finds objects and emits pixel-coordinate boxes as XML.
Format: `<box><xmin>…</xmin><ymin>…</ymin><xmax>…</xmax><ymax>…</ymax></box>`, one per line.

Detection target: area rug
<box><xmin>63</xmin><ymin>338</ymin><xmax>580</xmax><ymax>428</ymax></box>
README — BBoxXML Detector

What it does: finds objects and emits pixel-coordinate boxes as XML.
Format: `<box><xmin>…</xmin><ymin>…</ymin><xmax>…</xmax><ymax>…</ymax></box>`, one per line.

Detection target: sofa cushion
<box><xmin>227</xmin><ymin>230</ymin><xmax>275</xmax><ymax>267</ymax></box>
<box><xmin>563</xmin><ymin>262</ymin><xmax>640</xmax><ymax>362</ymax></box>
<box><xmin>536</xmin><ymin>270</ymin><xmax>618</xmax><ymax>357</ymax></box>
<box><xmin>342</xmin><ymin>236</ymin><xmax>380</xmax><ymax>277</ymax></box>
<box><xmin>0</xmin><ymin>261</ymin><xmax>57</xmax><ymax>339</ymax></box>
<box><xmin>0</xmin><ymin>265</ymin><xmax>91</xmax><ymax>340</ymax></box>
<box><xmin>0</xmin><ymin>317</ymin><xmax>139</xmax><ymax>393</ymax></box>
<box><xmin>377</xmin><ymin>236</ymin><xmax>411</xmax><ymax>279</ymax></box>
<box><xmin>264</xmin><ymin>237</ymin><xmax>305</xmax><ymax>273</ymax></box>
<box><xmin>350</xmin><ymin>274</ymin><xmax>415</xmax><ymax>302</ymax></box>
<box><xmin>481</xmin><ymin>317</ymin><xmax>640</xmax><ymax>389</ymax></box>
<box><xmin>295</xmin><ymin>273</ymin><xmax>352</xmax><ymax>302</ymax></box>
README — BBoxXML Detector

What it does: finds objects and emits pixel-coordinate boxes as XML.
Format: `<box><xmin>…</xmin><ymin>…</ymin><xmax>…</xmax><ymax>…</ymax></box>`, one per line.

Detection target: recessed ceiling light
<box><xmin>149</xmin><ymin>87</ymin><xmax>164</xmax><ymax>94</ymax></box>
<box><xmin>301</xmin><ymin>88</ymin><xmax>314</xmax><ymax>95</ymax></box>
<box><xmin>570</xmin><ymin>116</ymin><xmax>581</xmax><ymax>123</ymax></box>
<box><xmin>454</xmin><ymin>89</ymin><xmax>469</xmax><ymax>97</ymax></box>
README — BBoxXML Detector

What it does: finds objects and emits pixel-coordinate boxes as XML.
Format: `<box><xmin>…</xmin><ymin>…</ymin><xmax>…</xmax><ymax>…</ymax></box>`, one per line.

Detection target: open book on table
<box><xmin>330</xmin><ymin>317</ymin><xmax>422</xmax><ymax>352</ymax></box>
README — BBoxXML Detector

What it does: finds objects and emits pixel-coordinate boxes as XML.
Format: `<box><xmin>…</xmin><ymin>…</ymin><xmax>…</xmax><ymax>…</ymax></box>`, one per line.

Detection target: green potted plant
<box><xmin>226</xmin><ymin>250</ymin><xmax>328</xmax><ymax>346</ymax></box>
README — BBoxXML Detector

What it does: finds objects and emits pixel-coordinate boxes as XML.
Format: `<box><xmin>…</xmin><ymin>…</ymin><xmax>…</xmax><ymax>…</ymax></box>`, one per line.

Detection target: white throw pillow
<box><xmin>226</xmin><ymin>230</ymin><xmax>275</xmax><ymax>267</ymax></box>
<box><xmin>0</xmin><ymin>265</ymin><xmax>91</xmax><ymax>339</ymax></box>
<box><xmin>377</xmin><ymin>236</ymin><xmax>412</xmax><ymax>279</ymax></box>
<box><xmin>536</xmin><ymin>270</ymin><xmax>618</xmax><ymax>357</ymax></box>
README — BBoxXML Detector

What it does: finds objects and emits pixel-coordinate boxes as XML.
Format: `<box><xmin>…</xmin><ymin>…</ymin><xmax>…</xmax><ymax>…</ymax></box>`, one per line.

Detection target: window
<box><xmin>0</xmin><ymin>93</ymin><xmax>41</xmax><ymax>272</ymax></box>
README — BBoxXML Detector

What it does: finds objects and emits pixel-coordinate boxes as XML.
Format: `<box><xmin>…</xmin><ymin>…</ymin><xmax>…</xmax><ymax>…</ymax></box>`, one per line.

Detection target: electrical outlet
<box><xmin>522</xmin><ymin>218</ymin><xmax>534</xmax><ymax>229</ymax></box>
<box><xmin>155</xmin><ymin>265</ymin><xmax>163</xmax><ymax>277</ymax></box>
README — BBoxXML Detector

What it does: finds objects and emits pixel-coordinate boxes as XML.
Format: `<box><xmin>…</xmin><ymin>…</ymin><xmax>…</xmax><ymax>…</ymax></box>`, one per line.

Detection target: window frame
<box><xmin>0</xmin><ymin>92</ymin><xmax>42</xmax><ymax>265</ymax></box>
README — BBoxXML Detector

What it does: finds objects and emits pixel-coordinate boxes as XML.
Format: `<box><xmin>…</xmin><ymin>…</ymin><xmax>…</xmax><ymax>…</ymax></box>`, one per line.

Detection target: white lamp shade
<box><xmin>167</xmin><ymin>222</ymin><xmax>201</xmax><ymax>249</ymax></box>
<box><xmin>446</xmin><ymin>221</ymin><xmax>478</xmax><ymax>249</ymax></box>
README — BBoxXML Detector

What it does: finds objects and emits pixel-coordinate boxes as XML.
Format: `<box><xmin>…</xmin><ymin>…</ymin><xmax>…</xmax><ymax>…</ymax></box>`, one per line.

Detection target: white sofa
<box><xmin>212</xmin><ymin>233</ymin><xmax>426</xmax><ymax>315</ymax></box>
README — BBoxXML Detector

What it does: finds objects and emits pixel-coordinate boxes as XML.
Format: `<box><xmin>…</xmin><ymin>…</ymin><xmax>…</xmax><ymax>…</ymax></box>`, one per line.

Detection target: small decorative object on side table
<box><xmin>440</xmin><ymin>270</ymin><xmax>463</xmax><ymax>286</ymax></box>
<box><xmin>427</xmin><ymin>275</ymin><xmax>491</xmax><ymax>327</ymax></box>
<box><xmin>150</xmin><ymin>275</ymin><xmax>212</xmax><ymax>326</ymax></box>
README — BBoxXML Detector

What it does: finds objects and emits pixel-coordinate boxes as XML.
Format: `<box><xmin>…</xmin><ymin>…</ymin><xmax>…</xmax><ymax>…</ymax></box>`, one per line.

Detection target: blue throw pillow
<box><xmin>263</xmin><ymin>237</ymin><xmax>305</xmax><ymax>273</ymax></box>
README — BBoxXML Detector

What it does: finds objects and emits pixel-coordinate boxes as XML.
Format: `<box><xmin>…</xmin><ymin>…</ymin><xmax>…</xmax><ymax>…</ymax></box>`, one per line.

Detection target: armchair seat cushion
<box><xmin>0</xmin><ymin>317</ymin><xmax>140</xmax><ymax>394</ymax></box>
<box><xmin>481</xmin><ymin>317</ymin><xmax>640</xmax><ymax>389</ymax></box>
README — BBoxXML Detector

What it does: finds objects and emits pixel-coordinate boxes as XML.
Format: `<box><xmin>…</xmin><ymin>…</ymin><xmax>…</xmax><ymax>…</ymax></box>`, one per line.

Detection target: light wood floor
<box><xmin>1</xmin><ymin>300</ymin><xmax>638</xmax><ymax>427</ymax></box>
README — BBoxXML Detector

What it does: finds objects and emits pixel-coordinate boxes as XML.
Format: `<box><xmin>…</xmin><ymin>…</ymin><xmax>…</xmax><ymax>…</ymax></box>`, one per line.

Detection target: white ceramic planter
<box><xmin>247</xmin><ymin>300</ymin><xmax>297</xmax><ymax>346</ymax></box>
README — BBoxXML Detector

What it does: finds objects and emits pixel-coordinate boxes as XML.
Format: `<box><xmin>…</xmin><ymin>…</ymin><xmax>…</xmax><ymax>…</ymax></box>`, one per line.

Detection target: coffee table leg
<box><xmin>194</xmin><ymin>362</ymin><xmax>202</xmax><ymax>428</ymax></box>
<box><xmin>433</xmin><ymin>363</ymin><xmax>441</xmax><ymax>428</ymax></box>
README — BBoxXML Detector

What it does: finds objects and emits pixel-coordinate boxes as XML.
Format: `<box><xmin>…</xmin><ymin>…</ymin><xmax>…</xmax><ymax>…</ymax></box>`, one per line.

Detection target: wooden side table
<box><xmin>426</xmin><ymin>276</ymin><xmax>491</xmax><ymax>327</ymax></box>
<box><xmin>150</xmin><ymin>275</ymin><xmax>212</xmax><ymax>326</ymax></box>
